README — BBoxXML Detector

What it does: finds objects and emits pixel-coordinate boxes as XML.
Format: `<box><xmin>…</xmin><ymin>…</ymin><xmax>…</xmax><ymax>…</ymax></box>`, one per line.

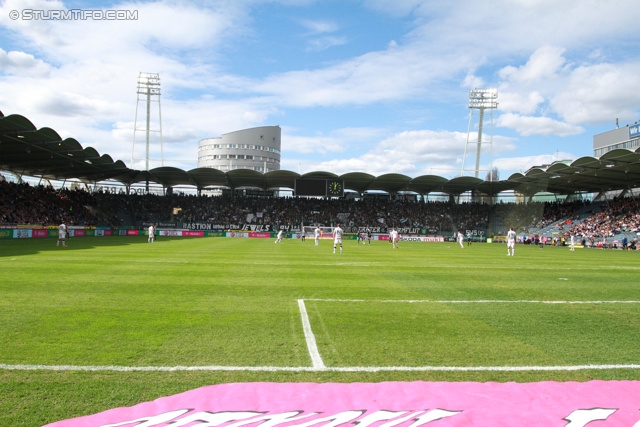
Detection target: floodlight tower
<box><xmin>461</xmin><ymin>88</ymin><xmax>498</xmax><ymax>179</ymax></box>
<box><xmin>132</xmin><ymin>72</ymin><xmax>164</xmax><ymax>172</ymax></box>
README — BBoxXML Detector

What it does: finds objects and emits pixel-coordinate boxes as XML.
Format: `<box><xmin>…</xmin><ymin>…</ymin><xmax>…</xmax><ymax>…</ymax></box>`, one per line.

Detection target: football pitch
<box><xmin>1</xmin><ymin>236</ymin><xmax>640</xmax><ymax>426</ymax></box>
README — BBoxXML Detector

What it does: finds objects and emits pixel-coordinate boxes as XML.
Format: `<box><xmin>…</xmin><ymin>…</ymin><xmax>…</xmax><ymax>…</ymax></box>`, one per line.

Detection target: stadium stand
<box><xmin>1</xmin><ymin>110</ymin><xmax>639</xmax><ymax>246</ymax></box>
<box><xmin>1</xmin><ymin>178</ymin><xmax>638</xmax><ymax>248</ymax></box>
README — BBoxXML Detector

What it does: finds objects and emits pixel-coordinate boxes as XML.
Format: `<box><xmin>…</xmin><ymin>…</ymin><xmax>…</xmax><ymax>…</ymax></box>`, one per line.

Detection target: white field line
<box><xmin>304</xmin><ymin>299</ymin><xmax>640</xmax><ymax>304</ymax></box>
<box><xmin>297</xmin><ymin>299</ymin><xmax>326</xmax><ymax>369</ymax></box>
<box><xmin>2</xmin><ymin>363</ymin><xmax>640</xmax><ymax>372</ymax></box>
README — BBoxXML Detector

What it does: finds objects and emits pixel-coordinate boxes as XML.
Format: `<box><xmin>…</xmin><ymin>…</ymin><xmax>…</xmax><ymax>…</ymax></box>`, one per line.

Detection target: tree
<box><xmin>486</xmin><ymin>167</ymin><xmax>499</xmax><ymax>181</ymax></box>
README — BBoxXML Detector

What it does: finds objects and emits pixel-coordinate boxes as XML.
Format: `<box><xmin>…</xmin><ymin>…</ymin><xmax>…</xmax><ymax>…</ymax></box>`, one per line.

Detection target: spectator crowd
<box><xmin>0</xmin><ymin>180</ymin><xmax>492</xmax><ymax>231</ymax></box>
<box><xmin>566</xmin><ymin>197</ymin><xmax>640</xmax><ymax>246</ymax></box>
<box><xmin>1</xmin><ymin>180</ymin><xmax>639</xmax><ymax>248</ymax></box>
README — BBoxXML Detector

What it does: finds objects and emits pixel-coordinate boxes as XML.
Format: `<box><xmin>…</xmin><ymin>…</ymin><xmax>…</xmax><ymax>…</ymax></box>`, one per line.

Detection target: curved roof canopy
<box><xmin>3</xmin><ymin>110</ymin><xmax>640</xmax><ymax>197</ymax></box>
<box><xmin>0</xmin><ymin>113</ymin><xmax>129</xmax><ymax>182</ymax></box>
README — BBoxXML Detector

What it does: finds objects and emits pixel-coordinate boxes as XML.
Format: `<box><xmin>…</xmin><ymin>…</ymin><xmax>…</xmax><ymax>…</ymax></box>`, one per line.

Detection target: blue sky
<box><xmin>0</xmin><ymin>0</ymin><xmax>639</xmax><ymax>181</ymax></box>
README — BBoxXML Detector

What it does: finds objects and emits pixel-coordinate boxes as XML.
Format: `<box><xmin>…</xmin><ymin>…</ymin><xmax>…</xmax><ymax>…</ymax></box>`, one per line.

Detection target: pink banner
<box><xmin>43</xmin><ymin>381</ymin><xmax>640</xmax><ymax>427</ymax></box>
<box><xmin>249</xmin><ymin>232</ymin><xmax>271</xmax><ymax>238</ymax></box>
<box><xmin>183</xmin><ymin>231</ymin><xmax>205</xmax><ymax>237</ymax></box>
<box><xmin>32</xmin><ymin>229</ymin><xmax>48</xmax><ymax>238</ymax></box>
<box><xmin>228</xmin><ymin>232</ymin><xmax>249</xmax><ymax>238</ymax></box>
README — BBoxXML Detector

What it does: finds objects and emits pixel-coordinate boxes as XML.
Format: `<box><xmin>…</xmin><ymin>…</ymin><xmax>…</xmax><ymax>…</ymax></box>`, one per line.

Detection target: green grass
<box><xmin>1</xmin><ymin>236</ymin><xmax>640</xmax><ymax>426</ymax></box>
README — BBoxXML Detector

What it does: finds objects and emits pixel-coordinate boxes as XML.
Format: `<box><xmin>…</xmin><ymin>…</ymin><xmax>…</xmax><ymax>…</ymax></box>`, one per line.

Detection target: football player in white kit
<box><xmin>148</xmin><ymin>224</ymin><xmax>155</xmax><ymax>243</ymax></box>
<box><xmin>390</xmin><ymin>228</ymin><xmax>399</xmax><ymax>249</ymax></box>
<box><xmin>314</xmin><ymin>226</ymin><xmax>321</xmax><ymax>246</ymax></box>
<box><xmin>332</xmin><ymin>223</ymin><xmax>343</xmax><ymax>254</ymax></box>
<box><xmin>57</xmin><ymin>223</ymin><xmax>68</xmax><ymax>247</ymax></box>
<box><xmin>507</xmin><ymin>227</ymin><xmax>517</xmax><ymax>256</ymax></box>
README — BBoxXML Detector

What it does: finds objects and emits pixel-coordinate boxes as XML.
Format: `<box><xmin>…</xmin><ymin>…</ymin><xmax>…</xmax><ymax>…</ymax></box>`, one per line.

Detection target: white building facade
<box><xmin>593</xmin><ymin>122</ymin><xmax>640</xmax><ymax>157</ymax></box>
<box><xmin>197</xmin><ymin>126</ymin><xmax>281</xmax><ymax>172</ymax></box>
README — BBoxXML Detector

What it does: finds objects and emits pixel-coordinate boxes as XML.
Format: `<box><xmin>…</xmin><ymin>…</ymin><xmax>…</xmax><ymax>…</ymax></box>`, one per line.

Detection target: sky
<box><xmin>0</xmin><ymin>0</ymin><xmax>639</xmax><ymax>182</ymax></box>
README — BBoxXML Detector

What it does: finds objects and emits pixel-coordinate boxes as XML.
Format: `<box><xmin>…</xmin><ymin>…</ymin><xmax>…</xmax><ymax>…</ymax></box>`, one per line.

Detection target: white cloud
<box><xmin>0</xmin><ymin>0</ymin><xmax>68</xmax><ymax>47</ymax></box>
<box><xmin>493</xmin><ymin>152</ymin><xmax>576</xmax><ymax>178</ymax></box>
<box><xmin>494</xmin><ymin>46</ymin><xmax>640</xmax><ymax>133</ymax></box>
<box><xmin>498</xmin><ymin>46</ymin><xmax>567</xmax><ymax>83</ymax></box>
<box><xmin>551</xmin><ymin>62</ymin><xmax>640</xmax><ymax>126</ymax></box>
<box><xmin>253</xmin><ymin>42</ymin><xmax>478</xmax><ymax>107</ymax></box>
<box><xmin>282</xmin><ymin>133</ymin><xmax>345</xmax><ymax>156</ymax></box>
<box><xmin>497</xmin><ymin>113</ymin><xmax>583</xmax><ymax>137</ymax></box>
<box><xmin>285</xmin><ymin>129</ymin><xmax>518</xmax><ymax>178</ymax></box>
<box><xmin>0</xmin><ymin>49</ymin><xmax>51</xmax><ymax>77</ymax></box>
<box><xmin>282</xmin><ymin>126</ymin><xmax>383</xmax><ymax>157</ymax></box>
<box><xmin>0</xmin><ymin>0</ymin><xmax>242</xmax><ymax>55</ymax></box>
<box><xmin>362</xmin><ymin>0</ymin><xmax>424</xmax><ymax>17</ymax></box>
<box><xmin>497</xmin><ymin>90</ymin><xmax>545</xmax><ymax>115</ymax></box>
<box><xmin>299</xmin><ymin>19</ymin><xmax>339</xmax><ymax>35</ymax></box>
<box><xmin>462</xmin><ymin>73</ymin><xmax>484</xmax><ymax>90</ymax></box>
<box><xmin>305</xmin><ymin>36</ymin><xmax>347</xmax><ymax>52</ymax></box>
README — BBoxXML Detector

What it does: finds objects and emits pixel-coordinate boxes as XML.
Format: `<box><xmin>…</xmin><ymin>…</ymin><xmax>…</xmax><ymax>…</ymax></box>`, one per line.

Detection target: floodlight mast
<box><xmin>132</xmin><ymin>72</ymin><xmax>164</xmax><ymax>173</ymax></box>
<box><xmin>461</xmin><ymin>88</ymin><xmax>498</xmax><ymax>179</ymax></box>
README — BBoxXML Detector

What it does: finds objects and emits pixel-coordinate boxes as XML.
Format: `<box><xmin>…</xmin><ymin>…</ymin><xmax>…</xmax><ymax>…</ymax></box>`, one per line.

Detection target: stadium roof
<box><xmin>2</xmin><ymin>110</ymin><xmax>640</xmax><ymax>197</ymax></box>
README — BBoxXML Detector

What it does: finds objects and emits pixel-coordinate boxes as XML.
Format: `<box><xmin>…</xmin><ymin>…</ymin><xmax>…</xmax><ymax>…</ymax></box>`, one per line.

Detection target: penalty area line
<box><xmin>2</xmin><ymin>364</ymin><xmax>640</xmax><ymax>372</ymax></box>
<box><xmin>298</xmin><ymin>299</ymin><xmax>326</xmax><ymax>369</ymax></box>
<box><xmin>304</xmin><ymin>299</ymin><xmax>640</xmax><ymax>304</ymax></box>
